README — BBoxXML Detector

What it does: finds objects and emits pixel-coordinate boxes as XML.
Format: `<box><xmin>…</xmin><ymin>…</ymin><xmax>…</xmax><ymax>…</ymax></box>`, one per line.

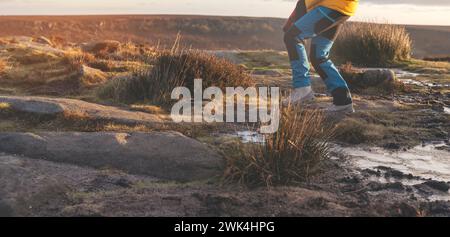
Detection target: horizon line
<box><xmin>0</xmin><ymin>13</ymin><xmax>449</xmax><ymax>27</ymax></box>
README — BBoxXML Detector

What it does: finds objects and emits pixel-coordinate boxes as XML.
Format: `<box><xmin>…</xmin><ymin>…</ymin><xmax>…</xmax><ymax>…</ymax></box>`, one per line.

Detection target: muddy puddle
<box><xmin>341</xmin><ymin>142</ymin><xmax>450</xmax><ymax>201</ymax></box>
<box><xmin>444</xmin><ymin>107</ymin><xmax>450</xmax><ymax>115</ymax></box>
<box><xmin>365</xmin><ymin>68</ymin><xmax>450</xmax><ymax>88</ymax></box>
<box><xmin>232</xmin><ymin>132</ymin><xmax>450</xmax><ymax>184</ymax></box>
<box><xmin>394</xmin><ymin>69</ymin><xmax>450</xmax><ymax>88</ymax></box>
<box><xmin>233</xmin><ymin>131</ymin><xmax>266</xmax><ymax>144</ymax></box>
<box><xmin>399</xmin><ymin>78</ymin><xmax>450</xmax><ymax>88</ymax></box>
<box><xmin>231</xmin><ymin>130</ymin><xmax>450</xmax><ymax>200</ymax></box>
<box><xmin>392</xmin><ymin>69</ymin><xmax>422</xmax><ymax>78</ymax></box>
<box><xmin>341</xmin><ymin>142</ymin><xmax>450</xmax><ymax>182</ymax></box>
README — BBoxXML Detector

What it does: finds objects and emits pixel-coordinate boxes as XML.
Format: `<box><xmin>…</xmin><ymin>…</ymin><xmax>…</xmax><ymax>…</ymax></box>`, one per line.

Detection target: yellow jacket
<box><xmin>306</xmin><ymin>0</ymin><xmax>359</xmax><ymax>16</ymax></box>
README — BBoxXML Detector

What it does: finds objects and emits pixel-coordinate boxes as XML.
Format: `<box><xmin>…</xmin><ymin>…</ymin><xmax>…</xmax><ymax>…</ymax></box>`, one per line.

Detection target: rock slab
<box><xmin>0</xmin><ymin>132</ymin><xmax>223</xmax><ymax>182</ymax></box>
<box><xmin>0</xmin><ymin>96</ymin><xmax>164</xmax><ymax>125</ymax></box>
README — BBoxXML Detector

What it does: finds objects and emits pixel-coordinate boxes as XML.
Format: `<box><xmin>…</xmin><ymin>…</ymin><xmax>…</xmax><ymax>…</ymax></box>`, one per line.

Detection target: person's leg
<box><xmin>283</xmin><ymin>0</ymin><xmax>307</xmax><ymax>32</ymax></box>
<box><xmin>283</xmin><ymin>1</ymin><xmax>309</xmax><ymax>89</ymax></box>
<box><xmin>283</xmin><ymin>6</ymin><xmax>349</xmax><ymax>105</ymax></box>
<box><xmin>310</xmin><ymin>26</ymin><xmax>353</xmax><ymax>108</ymax></box>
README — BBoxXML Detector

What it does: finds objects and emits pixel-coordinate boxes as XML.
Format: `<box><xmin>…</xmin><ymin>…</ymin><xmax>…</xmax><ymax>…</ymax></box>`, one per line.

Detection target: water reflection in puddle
<box><xmin>392</xmin><ymin>69</ymin><xmax>421</xmax><ymax>78</ymax></box>
<box><xmin>364</xmin><ymin>68</ymin><xmax>450</xmax><ymax>88</ymax></box>
<box><xmin>235</xmin><ymin>131</ymin><xmax>266</xmax><ymax>144</ymax></box>
<box><xmin>361</xmin><ymin>68</ymin><xmax>421</xmax><ymax>79</ymax></box>
<box><xmin>399</xmin><ymin>78</ymin><xmax>450</xmax><ymax>88</ymax></box>
<box><xmin>444</xmin><ymin>107</ymin><xmax>450</xmax><ymax>115</ymax></box>
<box><xmin>342</xmin><ymin>142</ymin><xmax>450</xmax><ymax>182</ymax></box>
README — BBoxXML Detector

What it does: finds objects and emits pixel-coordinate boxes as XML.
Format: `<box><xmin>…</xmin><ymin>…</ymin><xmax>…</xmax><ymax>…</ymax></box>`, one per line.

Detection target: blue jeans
<box><xmin>284</xmin><ymin>5</ymin><xmax>352</xmax><ymax>105</ymax></box>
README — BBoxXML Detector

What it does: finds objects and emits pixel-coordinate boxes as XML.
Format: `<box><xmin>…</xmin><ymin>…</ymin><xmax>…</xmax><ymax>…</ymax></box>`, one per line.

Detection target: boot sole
<box><xmin>326</xmin><ymin>105</ymin><xmax>355</xmax><ymax>115</ymax></box>
<box><xmin>282</xmin><ymin>92</ymin><xmax>316</xmax><ymax>107</ymax></box>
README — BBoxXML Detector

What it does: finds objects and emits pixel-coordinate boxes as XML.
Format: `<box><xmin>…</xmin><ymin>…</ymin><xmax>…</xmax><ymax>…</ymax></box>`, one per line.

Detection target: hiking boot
<box><xmin>326</xmin><ymin>103</ymin><xmax>355</xmax><ymax>114</ymax></box>
<box><xmin>282</xmin><ymin>86</ymin><xmax>316</xmax><ymax>106</ymax></box>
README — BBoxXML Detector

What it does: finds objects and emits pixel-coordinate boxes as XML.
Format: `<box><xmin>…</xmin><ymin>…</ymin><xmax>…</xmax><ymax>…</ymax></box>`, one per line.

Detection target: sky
<box><xmin>0</xmin><ymin>0</ymin><xmax>449</xmax><ymax>26</ymax></box>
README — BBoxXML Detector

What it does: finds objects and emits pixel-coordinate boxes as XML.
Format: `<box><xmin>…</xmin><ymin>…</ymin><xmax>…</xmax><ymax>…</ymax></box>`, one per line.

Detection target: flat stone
<box><xmin>0</xmin><ymin>132</ymin><xmax>223</xmax><ymax>182</ymax></box>
<box><xmin>0</xmin><ymin>96</ymin><xmax>165</xmax><ymax>126</ymax></box>
<box><xmin>362</xmin><ymin>69</ymin><xmax>396</xmax><ymax>86</ymax></box>
<box><xmin>0</xmin><ymin>200</ymin><xmax>13</xmax><ymax>217</ymax></box>
<box><xmin>423</xmin><ymin>181</ymin><xmax>450</xmax><ymax>192</ymax></box>
<box><xmin>0</xmin><ymin>152</ymin><xmax>161</xmax><ymax>216</ymax></box>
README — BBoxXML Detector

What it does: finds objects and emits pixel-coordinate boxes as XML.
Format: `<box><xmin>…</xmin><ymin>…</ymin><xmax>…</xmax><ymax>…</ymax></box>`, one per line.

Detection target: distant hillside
<box><xmin>403</xmin><ymin>25</ymin><xmax>450</xmax><ymax>58</ymax></box>
<box><xmin>0</xmin><ymin>15</ymin><xmax>449</xmax><ymax>58</ymax></box>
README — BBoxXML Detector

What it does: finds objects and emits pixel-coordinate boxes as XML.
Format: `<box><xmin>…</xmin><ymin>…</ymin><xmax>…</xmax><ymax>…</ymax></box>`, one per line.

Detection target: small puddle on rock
<box><xmin>232</xmin><ymin>131</ymin><xmax>266</xmax><ymax>144</ymax></box>
<box><xmin>444</xmin><ymin>107</ymin><xmax>450</xmax><ymax>115</ymax></box>
<box><xmin>391</xmin><ymin>69</ymin><xmax>421</xmax><ymax>78</ymax></box>
<box><xmin>342</xmin><ymin>142</ymin><xmax>450</xmax><ymax>182</ymax></box>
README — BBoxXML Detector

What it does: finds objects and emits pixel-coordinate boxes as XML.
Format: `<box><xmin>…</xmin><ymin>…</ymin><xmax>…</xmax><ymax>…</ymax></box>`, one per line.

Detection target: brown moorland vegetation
<box><xmin>98</xmin><ymin>48</ymin><xmax>254</xmax><ymax>106</ymax></box>
<box><xmin>224</xmin><ymin>107</ymin><xmax>333</xmax><ymax>187</ymax></box>
<box><xmin>0</xmin><ymin>15</ymin><xmax>449</xmax><ymax>58</ymax></box>
<box><xmin>333</xmin><ymin>22</ymin><xmax>412</xmax><ymax>66</ymax></box>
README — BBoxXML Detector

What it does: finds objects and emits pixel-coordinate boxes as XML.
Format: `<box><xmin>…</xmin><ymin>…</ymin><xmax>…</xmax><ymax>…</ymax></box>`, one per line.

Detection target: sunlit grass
<box><xmin>0</xmin><ymin>102</ymin><xmax>11</xmax><ymax>110</ymax></box>
<box><xmin>334</xmin><ymin>22</ymin><xmax>412</xmax><ymax>66</ymax></box>
<box><xmin>98</xmin><ymin>39</ymin><xmax>254</xmax><ymax>107</ymax></box>
<box><xmin>223</xmin><ymin>107</ymin><xmax>333</xmax><ymax>187</ymax></box>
